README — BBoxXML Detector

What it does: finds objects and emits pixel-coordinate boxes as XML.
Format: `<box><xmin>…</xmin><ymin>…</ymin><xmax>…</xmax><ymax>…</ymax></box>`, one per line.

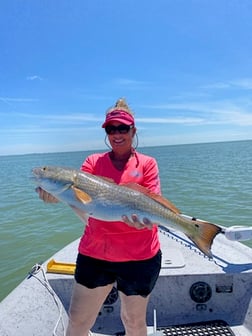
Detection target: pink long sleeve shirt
<box><xmin>78</xmin><ymin>150</ymin><xmax>161</xmax><ymax>261</ymax></box>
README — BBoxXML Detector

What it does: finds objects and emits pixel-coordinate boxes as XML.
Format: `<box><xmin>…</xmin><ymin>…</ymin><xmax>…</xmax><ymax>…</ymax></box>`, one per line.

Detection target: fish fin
<box><xmin>70</xmin><ymin>205</ymin><xmax>89</xmax><ymax>224</ymax></box>
<box><xmin>98</xmin><ymin>176</ymin><xmax>116</xmax><ymax>183</ymax></box>
<box><xmin>122</xmin><ymin>183</ymin><xmax>181</xmax><ymax>214</ymax></box>
<box><xmin>186</xmin><ymin>219</ymin><xmax>222</xmax><ymax>258</ymax></box>
<box><xmin>72</xmin><ymin>186</ymin><xmax>92</xmax><ymax>204</ymax></box>
<box><xmin>149</xmin><ymin>194</ymin><xmax>181</xmax><ymax>214</ymax></box>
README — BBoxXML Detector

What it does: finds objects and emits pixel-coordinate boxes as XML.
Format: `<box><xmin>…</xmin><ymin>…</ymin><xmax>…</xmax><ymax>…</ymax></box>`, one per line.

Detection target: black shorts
<box><xmin>75</xmin><ymin>251</ymin><xmax>162</xmax><ymax>297</ymax></box>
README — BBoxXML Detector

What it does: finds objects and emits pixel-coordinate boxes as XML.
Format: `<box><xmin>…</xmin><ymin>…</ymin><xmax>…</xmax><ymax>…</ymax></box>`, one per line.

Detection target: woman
<box><xmin>37</xmin><ymin>98</ymin><xmax>162</xmax><ymax>336</ymax></box>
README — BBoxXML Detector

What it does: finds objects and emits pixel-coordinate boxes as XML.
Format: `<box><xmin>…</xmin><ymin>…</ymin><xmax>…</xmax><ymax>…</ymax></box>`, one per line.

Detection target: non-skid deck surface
<box><xmin>158</xmin><ymin>320</ymin><xmax>235</xmax><ymax>336</ymax></box>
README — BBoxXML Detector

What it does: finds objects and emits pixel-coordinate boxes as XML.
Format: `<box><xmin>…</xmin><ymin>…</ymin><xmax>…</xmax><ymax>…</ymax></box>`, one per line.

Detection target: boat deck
<box><xmin>0</xmin><ymin>227</ymin><xmax>251</xmax><ymax>336</ymax></box>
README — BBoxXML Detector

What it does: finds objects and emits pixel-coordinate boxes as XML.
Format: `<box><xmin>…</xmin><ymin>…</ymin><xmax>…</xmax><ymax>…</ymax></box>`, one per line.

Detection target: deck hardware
<box><xmin>216</xmin><ymin>285</ymin><xmax>233</xmax><ymax>293</ymax></box>
<box><xmin>196</xmin><ymin>303</ymin><xmax>207</xmax><ymax>311</ymax></box>
<box><xmin>27</xmin><ymin>263</ymin><xmax>42</xmax><ymax>279</ymax></box>
<box><xmin>190</xmin><ymin>281</ymin><xmax>212</xmax><ymax>303</ymax></box>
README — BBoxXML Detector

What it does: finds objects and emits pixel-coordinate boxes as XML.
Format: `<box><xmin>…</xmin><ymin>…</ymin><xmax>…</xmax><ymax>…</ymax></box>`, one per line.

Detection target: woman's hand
<box><xmin>36</xmin><ymin>187</ymin><xmax>59</xmax><ymax>203</ymax></box>
<box><xmin>122</xmin><ymin>214</ymin><xmax>154</xmax><ymax>230</ymax></box>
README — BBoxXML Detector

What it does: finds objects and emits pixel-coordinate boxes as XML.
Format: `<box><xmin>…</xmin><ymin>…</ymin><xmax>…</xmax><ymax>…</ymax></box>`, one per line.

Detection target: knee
<box><xmin>68</xmin><ymin>305</ymin><xmax>82</xmax><ymax>325</ymax></box>
<box><xmin>67</xmin><ymin>306</ymin><xmax>92</xmax><ymax>333</ymax></box>
<box><xmin>121</xmin><ymin>310</ymin><xmax>146</xmax><ymax>331</ymax></box>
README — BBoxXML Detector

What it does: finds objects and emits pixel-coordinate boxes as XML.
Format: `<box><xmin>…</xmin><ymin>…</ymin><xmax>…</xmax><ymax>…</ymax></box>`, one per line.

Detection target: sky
<box><xmin>1</xmin><ymin>0</ymin><xmax>252</xmax><ymax>156</ymax></box>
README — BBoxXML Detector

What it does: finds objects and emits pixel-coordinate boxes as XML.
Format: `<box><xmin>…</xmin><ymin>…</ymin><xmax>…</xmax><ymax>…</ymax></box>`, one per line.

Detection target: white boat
<box><xmin>0</xmin><ymin>222</ymin><xmax>251</xmax><ymax>336</ymax></box>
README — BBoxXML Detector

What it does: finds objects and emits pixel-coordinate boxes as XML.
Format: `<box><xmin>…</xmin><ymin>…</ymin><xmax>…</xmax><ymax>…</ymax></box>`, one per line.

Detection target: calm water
<box><xmin>0</xmin><ymin>140</ymin><xmax>251</xmax><ymax>301</ymax></box>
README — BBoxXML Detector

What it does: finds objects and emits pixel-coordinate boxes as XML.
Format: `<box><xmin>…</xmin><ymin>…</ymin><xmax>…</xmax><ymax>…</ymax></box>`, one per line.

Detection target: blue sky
<box><xmin>1</xmin><ymin>0</ymin><xmax>252</xmax><ymax>156</ymax></box>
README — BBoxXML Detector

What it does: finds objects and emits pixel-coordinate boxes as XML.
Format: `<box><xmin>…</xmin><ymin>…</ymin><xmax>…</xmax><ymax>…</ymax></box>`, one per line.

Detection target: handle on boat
<box><xmin>222</xmin><ymin>226</ymin><xmax>252</xmax><ymax>241</ymax></box>
<box><xmin>180</xmin><ymin>214</ymin><xmax>252</xmax><ymax>242</ymax></box>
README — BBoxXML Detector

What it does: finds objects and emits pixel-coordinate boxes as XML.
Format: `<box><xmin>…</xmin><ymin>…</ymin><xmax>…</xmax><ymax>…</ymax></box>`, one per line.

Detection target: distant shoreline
<box><xmin>1</xmin><ymin>138</ymin><xmax>251</xmax><ymax>158</ymax></box>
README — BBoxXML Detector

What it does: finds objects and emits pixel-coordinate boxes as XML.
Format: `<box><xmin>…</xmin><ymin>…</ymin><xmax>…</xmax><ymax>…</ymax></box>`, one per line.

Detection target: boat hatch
<box><xmin>158</xmin><ymin>320</ymin><xmax>235</xmax><ymax>336</ymax></box>
<box><xmin>161</xmin><ymin>247</ymin><xmax>185</xmax><ymax>268</ymax></box>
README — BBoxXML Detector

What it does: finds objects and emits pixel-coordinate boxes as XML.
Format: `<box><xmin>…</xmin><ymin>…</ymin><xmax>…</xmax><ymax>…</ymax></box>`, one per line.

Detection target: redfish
<box><xmin>32</xmin><ymin>166</ymin><xmax>221</xmax><ymax>257</ymax></box>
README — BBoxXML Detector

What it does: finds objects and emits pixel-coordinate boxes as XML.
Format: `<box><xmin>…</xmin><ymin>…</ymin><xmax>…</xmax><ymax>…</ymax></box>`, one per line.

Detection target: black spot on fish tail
<box><xmin>186</xmin><ymin>220</ymin><xmax>222</xmax><ymax>258</ymax></box>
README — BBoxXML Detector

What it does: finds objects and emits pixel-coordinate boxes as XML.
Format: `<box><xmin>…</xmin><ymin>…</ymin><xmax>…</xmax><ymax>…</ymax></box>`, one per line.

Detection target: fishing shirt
<box><xmin>78</xmin><ymin>150</ymin><xmax>161</xmax><ymax>262</ymax></box>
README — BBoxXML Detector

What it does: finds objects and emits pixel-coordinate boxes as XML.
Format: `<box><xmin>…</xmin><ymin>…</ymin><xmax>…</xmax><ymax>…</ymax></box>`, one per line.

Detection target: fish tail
<box><xmin>186</xmin><ymin>220</ymin><xmax>222</xmax><ymax>258</ymax></box>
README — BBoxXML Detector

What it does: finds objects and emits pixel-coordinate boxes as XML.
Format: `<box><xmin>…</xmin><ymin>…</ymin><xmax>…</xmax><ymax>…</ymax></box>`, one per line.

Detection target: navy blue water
<box><xmin>0</xmin><ymin>140</ymin><xmax>251</xmax><ymax>301</ymax></box>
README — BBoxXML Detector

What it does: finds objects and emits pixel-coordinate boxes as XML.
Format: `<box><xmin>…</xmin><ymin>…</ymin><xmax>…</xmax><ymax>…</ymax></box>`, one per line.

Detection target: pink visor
<box><xmin>102</xmin><ymin>110</ymin><xmax>135</xmax><ymax>128</ymax></box>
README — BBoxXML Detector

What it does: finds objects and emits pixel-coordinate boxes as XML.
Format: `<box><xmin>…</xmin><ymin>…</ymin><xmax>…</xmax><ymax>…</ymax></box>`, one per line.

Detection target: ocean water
<box><xmin>0</xmin><ymin>140</ymin><xmax>251</xmax><ymax>301</ymax></box>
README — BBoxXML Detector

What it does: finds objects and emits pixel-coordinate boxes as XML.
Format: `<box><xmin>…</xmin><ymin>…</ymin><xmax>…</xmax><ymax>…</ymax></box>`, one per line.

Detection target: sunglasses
<box><xmin>105</xmin><ymin>124</ymin><xmax>134</xmax><ymax>135</ymax></box>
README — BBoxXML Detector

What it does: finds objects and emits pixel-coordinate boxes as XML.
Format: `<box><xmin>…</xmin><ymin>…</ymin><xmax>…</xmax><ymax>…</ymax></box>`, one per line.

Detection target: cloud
<box><xmin>0</xmin><ymin>97</ymin><xmax>37</xmax><ymax>102</ymax></box>
<box><xmin>2</xmin><ymin>100</ymin><xmax>252</xmax><ymax>129</ymax></box>
<box><xmin>137</xmin><ymin>116</ymin><xmax>204</xmax><ymax>124</ymax></box>
<box><xmin>112</xmin><ymin>78</ymin><xmax>152</xmax><ymax>90</ymax></box>
<box><xmin>115</xmin><ymin>78</ymin><xmax>150</xmax><ymax>86</ymax></box>
<box><xmin>230</xmin><ymin>78</ymin><xmax>252</xmax><ymax>90</ymax></box>
<box><xmin>0</xmin><ymin>110</ymin><xmax>101</xmax><ymax>122</ymax></box>
<box><xmin>26</xmin><ymin>75</ymin><xmax>43</xmax><ymax>81</ymax></box>
<box><xmin>139</xmin><ymin>100</ymin><xmax>252</xmax><ymax>126</ymax></box>
<box><xmin>201</xmin><ymin>78</ymin><xmax>252</xmax><ymax>90</ymax></box>
<box><xmin>217</xmin><ymin>110</ymin><xmax>252</xmax><ymax>126</ymax></box>
<box><xmin>0</xmin><ymin>97</ymin><xmax>38</xmax><ymax>106</ymax></box>
<box><xmin>200</xmin><ymin>82</ymin><xmax>232</xmax><ymax>89</ymax></box>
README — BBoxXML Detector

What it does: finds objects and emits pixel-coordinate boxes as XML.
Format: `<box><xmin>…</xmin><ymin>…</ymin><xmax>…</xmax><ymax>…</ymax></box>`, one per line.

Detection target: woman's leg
<box><xmin>66</xmin><ymin>281</ymin><xmax>113</xmax><ymax>336</ymax></box>
<box><xmin>120</xmin><ymin>292</ymin><xmax>150</xmax><ymax>336</ymax></box>
<box><xmin>117</xmin><ymin>251</ymin><xmax>162</xmax><ymax>336</ymax></box>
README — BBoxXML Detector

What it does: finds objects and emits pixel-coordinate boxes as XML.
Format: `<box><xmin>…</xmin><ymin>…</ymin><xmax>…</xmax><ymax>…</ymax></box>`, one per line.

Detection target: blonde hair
<box><xmin>106</xmin><ymin>98</ymin><xmax>134</xmax><ymax>116</ymax></box>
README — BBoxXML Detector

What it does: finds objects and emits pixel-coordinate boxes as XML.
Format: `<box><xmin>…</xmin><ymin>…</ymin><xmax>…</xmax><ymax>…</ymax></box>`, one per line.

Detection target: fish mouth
<box><xmin>32</xmin><ymin>167</ymin><xmax>40</xmax><ymax>177</ymax></box>
<box><xmin>30</xmin><ymin>169</ymin><xmax>41</xmax><ymax>189</ymax></box>
<box><xmin>31</xmin><ymin>167</ymin><xmax>43</xmax><ymax>181</ymax></box>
